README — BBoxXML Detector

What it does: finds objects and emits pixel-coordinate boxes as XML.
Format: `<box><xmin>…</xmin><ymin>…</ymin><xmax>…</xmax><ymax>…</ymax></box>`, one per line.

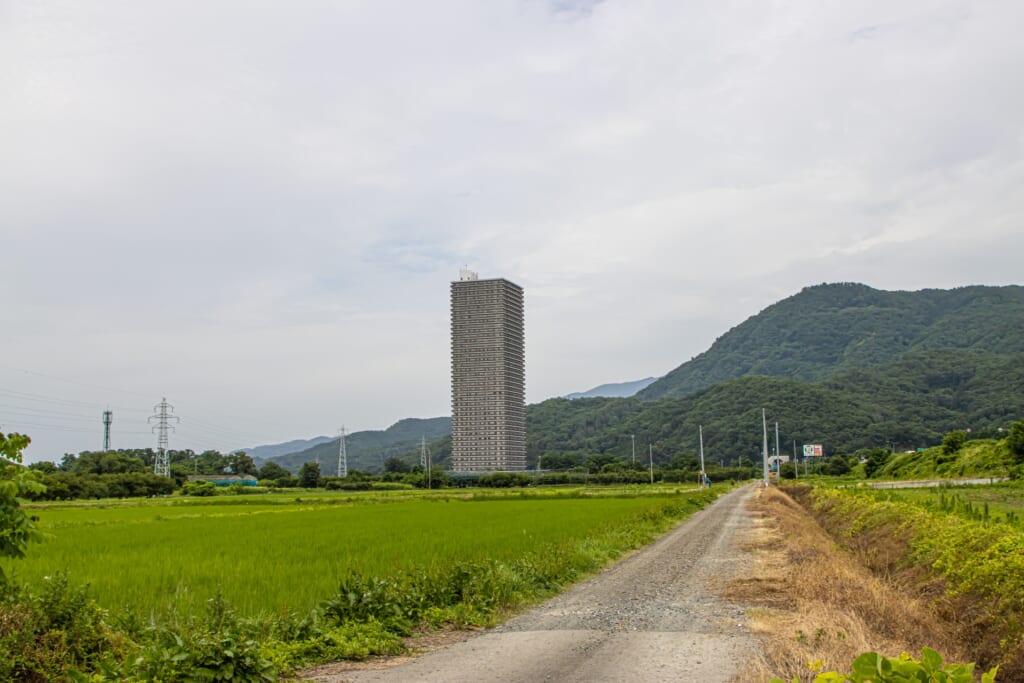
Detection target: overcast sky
<box><xmin>2</xmin><ymin>0</ymin><xmax>1022</xmax><ymax>462</ymax></box>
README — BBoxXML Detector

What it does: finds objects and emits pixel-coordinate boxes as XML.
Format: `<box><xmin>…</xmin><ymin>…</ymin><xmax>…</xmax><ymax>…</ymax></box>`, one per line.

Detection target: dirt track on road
<box><xmin>309</xmin><ymin>485</ymin><xmax>759</xmax><ymax>683</ymax></box>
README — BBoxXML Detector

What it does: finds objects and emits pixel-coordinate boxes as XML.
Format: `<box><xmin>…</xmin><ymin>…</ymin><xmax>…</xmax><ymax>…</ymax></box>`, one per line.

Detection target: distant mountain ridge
<box><xmin>239</xmin><ymin>437</ymin><xmax>333</xmax><ymax>463</ymax></box>
<box><xmin>639</xmin><ymin>283</ymin><xmax>1024</xmax><ymax>400</ymax></box>
<box><xmin>525</xmin><ymin>349</ymin><xmax>1024</xmax><ymax>462</ymax></box>
<box><xmin>565</xmin><ymin>377</ymin><xmax>659</xmax><ymax>400</ymax></box>
<box><xmin>268</xmin><ymin>417</ymin><xmax>451</xmax><ymax>474</ymax></box>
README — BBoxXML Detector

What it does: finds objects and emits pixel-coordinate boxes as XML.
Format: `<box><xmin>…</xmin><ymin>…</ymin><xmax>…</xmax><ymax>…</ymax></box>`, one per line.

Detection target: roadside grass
<box><xmin>735</xmin><ymin>483</ymin><xmax>1024</xmax><ymax>681</ymax></box>
<box><xmin>806</xmin><ymin>485</ymin><xmax>1024</xmax><ymax>677</ymax></box>
<box><xmin>725</xmin><ymin>486</ymin><xmax>968</xmax><ymax>683</ymax></box>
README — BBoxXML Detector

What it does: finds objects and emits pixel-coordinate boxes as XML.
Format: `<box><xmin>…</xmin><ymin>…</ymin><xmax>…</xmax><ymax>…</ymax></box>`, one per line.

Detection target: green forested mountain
<box><xmin>269</xmin><ymin>417</ymin><xmax>451</xmax><ymax>473</ymax></box>
<box><xmin>639</xmin><ymin>283</ymin><xmax>1024</xmax><ymax>400</ymax></box>
<box><xmin>405</xmin><ymin>283</ymin><xmax>1024</xmax><ymax>470</ymax></box>
<box><xmin>522</xmin><ymin>350</ymin><xmax>1024</xmax><ymax>464</ymax></box>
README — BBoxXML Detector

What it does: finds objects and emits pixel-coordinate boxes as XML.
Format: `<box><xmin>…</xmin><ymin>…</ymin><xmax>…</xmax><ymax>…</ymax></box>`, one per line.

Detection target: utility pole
<box><xmin>421</xmin><ymin>436</ymin><xmax>432</xmax><ymax>489</ymax></box>
<box><xmin>793</xmin><ymin>440</ymin><xmax>798</xmax><ymax>479</ymax></box>
<box><xmin>698</xmin><ymin>425</ymin><xmax>706</xmax><ymax>489</ymax></box>
<box><xmin>648</xmin><ymin>443</ymin><xmax>654</xmax><ymax>485</ymax></box>
<box><xmin>148</xmin><ymin>398</ymin><xmax>179</xmax><ymax>477</ymax></box>
<box><xmin>775</xmin><ymin>422</ymin><xmax>780</xmax><ymax>478</ymax></box>
<box><xmin>631</xmin><ymin>434</ymin><xmax>636</xmax><ymax>465</ymax></box>
<box><xmin>337</xmin><ymin>427</ymin><xmax>348</xmax><ymax>478</ymax></box>
<box><xmin>761</xmin><ymin>409</ymin><xmax>770</xmax><ymax>487</ymax></box>
<box><xmin>102</xmin><ymin>410</ymin><xmax>113</xmax><ymax>451</ymax></box>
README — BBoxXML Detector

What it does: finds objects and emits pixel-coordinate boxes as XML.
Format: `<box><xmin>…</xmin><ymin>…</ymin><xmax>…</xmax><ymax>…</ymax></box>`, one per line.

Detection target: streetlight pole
<box><xmin>762</xmin><ymin>409</ymin><xmax>770</xmax><ymax>487</ymax></box>
<box><xmin>698</xmin><ymin>425</ymin><xmax>706</xmax><ymax>489</ymax></box>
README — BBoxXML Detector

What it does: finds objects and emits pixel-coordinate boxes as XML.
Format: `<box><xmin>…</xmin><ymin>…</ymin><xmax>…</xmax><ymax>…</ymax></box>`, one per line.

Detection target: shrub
<box><xmin>1006</xmin><ymin>421</ymin><xmax>1024</xmax><ymax>463</ymax></box>
<box><xmin>0</xmin><ymin>573</ymin><xmax>120</xmax><ymax>681</ymax></box>
<box><xmin>943</xmin><ymin>430</ymin><xmax>968</xmax><ymax>455</ymax></box>
<box><xmin>180</xmin><ymin>481</ymin><xmax>218</xmax><ymax>496</ymax></box>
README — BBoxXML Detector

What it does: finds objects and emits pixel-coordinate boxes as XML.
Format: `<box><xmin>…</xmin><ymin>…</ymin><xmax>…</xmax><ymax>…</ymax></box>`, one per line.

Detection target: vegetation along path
<box><xmin>316</xmin><ymin>485</ymin><xmax>757</xmax><ymax>683</ymax></box>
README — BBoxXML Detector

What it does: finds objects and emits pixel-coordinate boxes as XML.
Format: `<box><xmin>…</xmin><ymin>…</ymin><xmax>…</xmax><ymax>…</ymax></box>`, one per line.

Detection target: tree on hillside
<box><xmin>58</xmin><ymin>453</ymin><xmax>77</xmax><ymax>471</ymax></box>
<box><xmin>383</xmin><ymin>457</ymin><xmax>411</xmax><ymax>473</ymax></box>
<box><xmin>74</xmin><ymin>451</ymin><xmax>147</xmax><ymax>475</ymax></box>
<box><xmin>226</xmin><ymin>452</ymin><xmax>258</xmax><ymax>476</ymax></box>
<box><xmin>258</xmin><ymin>461</ymin><xmax>290</xmax><ymax>482</ymax></box>
<box><xmin>195</xmin><ymin>450</ymin><xmax>228</xmax><ymax>475</ymax></box>
<box><xmin>1007</xmin><ymin>421</ymin><xmax>1024</xmax><ymax>464</ymax></box>
<box><xmin>298</xmin><ymin>461</ymin><xmax>321</xmax><ymax>488</ymax></box>
<box><xmin>585</xmin><ymin>453</ymin><xmax>620</xmax><ymax>473</ymax></box>
<box><xmin>823</xmin><ymin>455</ymin><xmax>852</xmax><ymax>476</ymax></box>
<box><xmin>28</xmin><ymin>461</ymin><xmax>58</xmax><ymax>474</ymax></box>
<box><xmin>942</xmin><ymin>430</ymin><xmax>967</xmax><ymax>454</ymax></box>
<box><xmin>863</xmin><ymin>448</ymin><xmax>891</xmax><ymax>478</ymax></box>
<box><xmin>0</xmin><ymin>432</ymin><xmax>46</xmax><ymax>586</ymax></box>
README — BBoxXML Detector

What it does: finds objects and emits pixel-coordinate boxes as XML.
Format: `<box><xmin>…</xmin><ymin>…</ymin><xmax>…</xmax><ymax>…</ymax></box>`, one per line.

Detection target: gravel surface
<box><xmin>313</xmin><ymin>485</ymin><xmax>758</xmax><ymax>683</ymax></box>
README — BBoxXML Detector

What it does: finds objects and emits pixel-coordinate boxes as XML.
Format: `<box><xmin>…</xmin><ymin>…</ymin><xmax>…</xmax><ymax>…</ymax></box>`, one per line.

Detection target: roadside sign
<box><xmin>802</xmin><ymin>444</ymin><xmax>823</xmax><ymax>457</ymax></box>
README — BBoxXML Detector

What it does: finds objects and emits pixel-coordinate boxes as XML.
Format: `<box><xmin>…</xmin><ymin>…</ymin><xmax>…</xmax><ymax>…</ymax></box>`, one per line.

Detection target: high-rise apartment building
<box><xmin>450</xmin><ymin>269</ymin><xmax>525</xmax><ymax>472</ymax></box>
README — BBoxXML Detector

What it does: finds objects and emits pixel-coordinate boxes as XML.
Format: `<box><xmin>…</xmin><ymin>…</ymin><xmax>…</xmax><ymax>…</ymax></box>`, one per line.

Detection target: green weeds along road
<box><xmin>1</xmin><ymin>486</ymin><xmax>722</xmax><ymax>680</ymax></box>
<box><xmin>806</xmin><ymin>485</ymin><xmax>1024</xmax><ymax>678</ymax></box>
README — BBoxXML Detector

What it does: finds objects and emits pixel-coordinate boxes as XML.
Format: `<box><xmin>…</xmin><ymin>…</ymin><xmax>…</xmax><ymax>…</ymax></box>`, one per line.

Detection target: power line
<box><xmin>0</xmin><ymin>387</ymin><xmax>149</xmax><ymax>413</ymax></box>
<box><xmin>0</xmin><ymin>364</ymin><xmax>152</xmax><ymax>398</ymax></box>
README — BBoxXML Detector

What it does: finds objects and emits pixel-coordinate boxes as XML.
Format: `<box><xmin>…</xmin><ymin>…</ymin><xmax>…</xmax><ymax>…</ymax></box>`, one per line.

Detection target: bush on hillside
<box><xmin>943</xmin><ymin>430</ymin><xmax>968</xmax><ymax>454</ymax></box>
<box><xmin>1007</xmin><ymin>420</ymin><xmax>1024</xmax><ymax>463</ymax></box>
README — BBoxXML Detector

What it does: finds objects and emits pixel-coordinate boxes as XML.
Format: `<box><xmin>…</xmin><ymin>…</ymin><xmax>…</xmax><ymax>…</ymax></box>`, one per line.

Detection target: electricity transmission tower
<box><xmin>102</xmin><ymin>410</ymin><xmax>113</xmax><ymax>451</ymax></box>
<box><xmin>148</xmin><ymin>398</ymin><xmax>179</xmax><ymax>477</ymax></box>
<box><xmin>420</xmin><ymin>436</ymin><xmax>432</xmax><ymax>489</ymax></box>
<box><xmin>337</xmin><ymin>426</ymin><xmax>348</xmax><ymax>477</ymax></box>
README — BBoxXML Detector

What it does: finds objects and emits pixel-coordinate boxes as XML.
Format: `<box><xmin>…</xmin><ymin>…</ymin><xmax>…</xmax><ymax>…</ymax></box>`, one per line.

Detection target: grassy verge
<box><xmin>802</xmin><ymin>485</ymin><xmax>1024</xmax><ymax>678</ymax></box>
<box><xmin>735</xmin><ymin>483</ymin><xmax>1023</xmax><ymax>681</ymax></box>
<box><xmin>1</xmin><ymin>487</ymin><xmax>723</xmax><ymax>680</ymax></box>
<box><xmin>726</xmin><ymin>486</ymin><xmax>974</xmax><ymax>682</ymax></box>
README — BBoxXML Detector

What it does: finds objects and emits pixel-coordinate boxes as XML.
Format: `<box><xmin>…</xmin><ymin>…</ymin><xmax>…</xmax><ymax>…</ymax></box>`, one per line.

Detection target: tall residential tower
<box><xmin>450</xmin><ymin>269</ymin><xmax>525</xmax><ymax>472</ymax></box>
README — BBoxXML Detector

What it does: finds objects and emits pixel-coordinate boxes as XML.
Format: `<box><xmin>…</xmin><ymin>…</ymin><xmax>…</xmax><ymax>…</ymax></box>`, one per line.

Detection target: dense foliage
<box><xmin>640</xmin><ymin>283</ymin><xmax>1024</xmax><ymax>400</ymax></box>
<box><xmin>0</xmin><ymin>432</ymin><xmax>45</xmax><ymax>587</ymax></box>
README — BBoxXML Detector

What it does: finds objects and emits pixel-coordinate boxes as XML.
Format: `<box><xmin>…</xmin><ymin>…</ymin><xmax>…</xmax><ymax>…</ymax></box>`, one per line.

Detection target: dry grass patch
<box><xmin>726</xmin><ymin>486</ymin><xmax>968</xmax><ymax>683</ymax></box>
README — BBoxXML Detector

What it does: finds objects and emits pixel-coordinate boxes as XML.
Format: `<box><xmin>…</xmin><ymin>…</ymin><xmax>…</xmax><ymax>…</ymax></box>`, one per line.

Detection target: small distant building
<box><xmin>187</xmin><ymin>474</ymin><xmax>258</xmax><ymax>487</ymax></box>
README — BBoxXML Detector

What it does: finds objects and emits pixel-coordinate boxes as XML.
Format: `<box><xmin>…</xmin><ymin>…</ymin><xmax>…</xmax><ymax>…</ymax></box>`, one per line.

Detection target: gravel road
<box><xmin>325</xmin><ymin>485</ymin><xmax>758</xmax><ymax>683</ymax></box>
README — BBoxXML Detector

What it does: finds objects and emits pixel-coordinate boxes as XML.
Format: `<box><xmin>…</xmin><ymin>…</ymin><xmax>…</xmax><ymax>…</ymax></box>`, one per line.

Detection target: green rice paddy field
<box><xmin>7</xmin><ymin>486</ymin><xmax>714</xmax><ymax>620</ymax></box>
<box><xmin>862</xmin><ymin>482</ymin><xmax>1024</xmax><ymax>526</ymax></box>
